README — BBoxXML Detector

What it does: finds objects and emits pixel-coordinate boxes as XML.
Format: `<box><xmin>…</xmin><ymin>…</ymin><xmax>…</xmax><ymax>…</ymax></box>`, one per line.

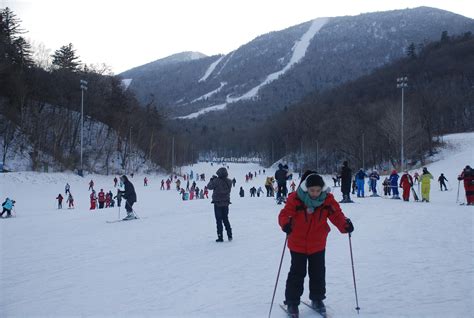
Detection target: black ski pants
<box><xmin>285</xmin><ymin>250</ymin><xmax>326</xmax><ymax>305</ymax></box>
<box><xmin>214</xmin><ymin>205</ymin><xmax>232</xmax><ymax>238</ymax></box>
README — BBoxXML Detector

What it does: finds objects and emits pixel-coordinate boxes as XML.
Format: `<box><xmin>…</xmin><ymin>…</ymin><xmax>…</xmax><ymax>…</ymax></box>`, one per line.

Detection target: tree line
<box><xmin>0</xmin><ymin>8</ymin><xmax>195</xmax><ymax>173</ymax></box>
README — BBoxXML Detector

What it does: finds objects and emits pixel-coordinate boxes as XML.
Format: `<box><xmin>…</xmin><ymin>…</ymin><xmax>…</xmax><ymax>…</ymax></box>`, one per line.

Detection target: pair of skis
<box><xmin>280</xmin><ymin>301</ymin><xmax>328</xmax><ymax>318</ymax></box>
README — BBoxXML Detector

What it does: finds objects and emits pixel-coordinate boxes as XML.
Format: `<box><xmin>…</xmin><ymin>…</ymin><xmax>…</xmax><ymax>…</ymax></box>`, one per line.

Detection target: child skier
<box><xmin>67</xmin><ymin>193</ymin><xmax>74</xmax><ymax>209</ymax></box>
<box><xmin>56</xmin><ymin>194</ymin><xmax>63</xmax><ymax>209</ymax></box>
<box><xmin>90</xmin><ymin>190</ymin><xmax>97</xmax><ymax>210</ymax></box>
<box><xmin>279</xmin><ymin>171</ymin><xmax>354</xmax><ymax>317</ymax></box>
<box><xmin>438</xmin><ymin>173</ymin><xmax>448</xmax><ymax>191</ymax></box>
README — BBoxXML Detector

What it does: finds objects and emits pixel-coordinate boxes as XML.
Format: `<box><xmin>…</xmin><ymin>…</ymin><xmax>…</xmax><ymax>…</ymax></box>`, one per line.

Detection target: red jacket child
<box><xmin>279</xmin><ymin>191</ymin><xmax>349</xmax><ymax>255</ymax></box>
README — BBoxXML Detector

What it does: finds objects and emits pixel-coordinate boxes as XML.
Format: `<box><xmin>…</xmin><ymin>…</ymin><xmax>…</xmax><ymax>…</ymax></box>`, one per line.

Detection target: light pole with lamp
<box><xmin>79</xmin><ymin>79</ymin><xmax>88</xmax><ymax>176</ymax></box>
<box><xmin>396</xmin><ymin>76</ymin><xmax>408</xmax><ymax>171</ymax></box>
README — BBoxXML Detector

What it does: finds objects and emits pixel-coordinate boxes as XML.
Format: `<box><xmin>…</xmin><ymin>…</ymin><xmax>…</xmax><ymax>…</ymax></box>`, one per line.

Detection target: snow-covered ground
<box><xmin>198</xmin><ymin>56</ymin><xmax>225</xmax><ymax>82</ymax></box>
<box><xmin>0</xmin><ymin>132</ymin><xmax>473</xmax><ymax>317</ymax></box>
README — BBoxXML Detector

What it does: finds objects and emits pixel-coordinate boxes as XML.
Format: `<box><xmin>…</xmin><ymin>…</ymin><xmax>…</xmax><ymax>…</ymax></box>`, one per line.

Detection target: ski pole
<box><xmin>456</xmin><ymin>180</ymin><xmax>460</xmax><ymax>203</ymax></box>
<box><xmin>348</xmin><ymin>233</ymin><xmax>361</xmax><ymax>314</ymax></box>
<box><xmin>268</xmin><ymin>235</ymin><xmax>288</xmax><ymax>318</ymax></box>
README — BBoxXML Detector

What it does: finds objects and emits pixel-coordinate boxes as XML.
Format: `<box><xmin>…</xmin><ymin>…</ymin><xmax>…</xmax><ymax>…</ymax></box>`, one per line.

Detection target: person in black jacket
<box><xmin>119</xmin><ymin>175</ymin><xmax>137</xmax><ymax>220</ymax></box>
<box><xmin>207</xmin><ymin>167</ymin><xmax>233</xmax><ymax>242</ymax></box>
<box><xmin>340</xmin><ymin>161</ymin><xmax>353</xmax><ymax>203</ymax></box>
<box><xmin>275</xmin><ymin>163</ymin><xmax>290</xmax><ymax>204</ymax></box>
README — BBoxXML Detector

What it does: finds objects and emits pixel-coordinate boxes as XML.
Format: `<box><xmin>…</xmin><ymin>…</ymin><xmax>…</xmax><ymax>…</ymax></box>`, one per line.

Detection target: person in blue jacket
<box><xmin>1</xmin><ymin>198</ymin><xmax>15</xmax><ymax>218</ymax></box>
<box><xmin>389</xmin><ymin>170</ymin><xmax>400</xmax><ymax>199</ymax></box>
<box><xmin>355</xmin><ymin>169</ymin><xmax>367</xmax><ymax>197</ymax></box>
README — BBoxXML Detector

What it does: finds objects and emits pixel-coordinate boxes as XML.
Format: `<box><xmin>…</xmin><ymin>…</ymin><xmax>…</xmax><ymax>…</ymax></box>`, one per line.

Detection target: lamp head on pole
<box><xmin>80</xmin><ymin>79</ymin><xmax>88</xmax><ymax>90</ymax></box>
<box><xmin>396</xmin><ymin>76</ymin><xmax>408</xmax><ymax>88</ymax></box>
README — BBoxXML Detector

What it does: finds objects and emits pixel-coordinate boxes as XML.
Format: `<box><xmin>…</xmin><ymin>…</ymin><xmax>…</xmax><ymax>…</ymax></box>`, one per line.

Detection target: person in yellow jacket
<box><xmin>420</xmin><ymin>167</ymin><xmax>434</xmax><ymax>202</ymax></box>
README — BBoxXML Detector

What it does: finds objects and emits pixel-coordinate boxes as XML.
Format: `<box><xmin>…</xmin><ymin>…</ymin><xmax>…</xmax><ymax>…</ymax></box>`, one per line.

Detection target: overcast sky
<box><xmin>3</xmin><ymin>0</ymin><xmax>473</xmax><ymax>74</ymax></box>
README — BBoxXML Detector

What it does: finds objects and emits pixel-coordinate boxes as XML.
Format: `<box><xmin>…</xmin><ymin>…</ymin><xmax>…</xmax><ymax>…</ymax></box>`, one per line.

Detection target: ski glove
<box><xmin>282</xmin><ymin>222</ymin><xmax>292</xmax><ymax>235</ymax></box>
<box><xmin>345</xmin><ymin>218</ymin><xmax>354</xmax><ymax>233</ymax></box>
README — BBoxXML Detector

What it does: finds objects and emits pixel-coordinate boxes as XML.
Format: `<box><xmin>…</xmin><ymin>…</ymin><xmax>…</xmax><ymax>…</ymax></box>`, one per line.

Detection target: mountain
<box><xmin>121</xmin><ymin>51</ymin><xmax>207</xmax><ymax>79</ymax></box>
<box><xmin>121</xmin><ymin>7</ymin><xmax>474</xmax><ymax>120</ymax></box>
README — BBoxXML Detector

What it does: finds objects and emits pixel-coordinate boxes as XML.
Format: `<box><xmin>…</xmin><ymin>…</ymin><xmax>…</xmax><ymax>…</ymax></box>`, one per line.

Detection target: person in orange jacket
<box><xmin>278</xmin><ymin>171</ymin><xmax>354</xmax><ymax>316</ymax></box>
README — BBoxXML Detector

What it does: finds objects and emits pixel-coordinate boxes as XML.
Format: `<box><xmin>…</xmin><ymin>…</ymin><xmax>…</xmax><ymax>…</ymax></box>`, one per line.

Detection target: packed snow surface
<box><xmin>0</xmin><ymin>132</ymin><xmax>473</xmax><ymax>317</ymax></box>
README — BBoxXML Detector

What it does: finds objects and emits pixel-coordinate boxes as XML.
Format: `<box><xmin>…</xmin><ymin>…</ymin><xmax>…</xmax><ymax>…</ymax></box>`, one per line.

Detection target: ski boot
<box><xmin>122</xmin><ymin>212</ymin><xmax>136</xmax><ymax>221</ymax></box>
<box><xmin>310</xmin><ymin>299</ymin><xmax>326</xmax><ymax>315</ymax></box>
<box><xmin>287</xmin><ymin>304</ymin><xmax>299</xmax><ymax>317</ymax></box>
<box><xmin>216</xmin><ymin>234</ymin><xmax>224</xmax><ymax>242</ymax></box>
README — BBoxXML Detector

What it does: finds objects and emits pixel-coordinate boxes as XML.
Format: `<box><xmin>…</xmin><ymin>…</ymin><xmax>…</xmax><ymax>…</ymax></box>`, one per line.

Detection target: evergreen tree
<box><xmin>406</xmin><ymin>42</ymin><xmax>416</xmax><ymax>59</ymax></box>
<box><xmin>441</xmin><ymin>30</ymin><xmax>449</xmax><ymax>42</ymax></box>
<box><xmin>52</xmin><ymin>43</ymin><xmax>81</xmax><ymax>71</ymax></box>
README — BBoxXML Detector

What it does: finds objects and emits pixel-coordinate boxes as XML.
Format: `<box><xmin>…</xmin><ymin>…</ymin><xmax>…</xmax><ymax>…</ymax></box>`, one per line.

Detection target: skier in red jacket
<box><xmin>98</xmin><ymin>189</ymin><xmax>106</xmax><ymax>209</ymax></box>
<box><xmin>279</xmin><ymin>171</ymin><xmax>354</xmax><ymax>316</ymax></box>
<box><xmin>458</xmin><ymin>165</ymin><xmax>474</xmax><ymax>205</ymax></box>
<box><xmin>399</xmin><ymin>171</ymin><xmax>413</xmax><ymax>201</ymax></box>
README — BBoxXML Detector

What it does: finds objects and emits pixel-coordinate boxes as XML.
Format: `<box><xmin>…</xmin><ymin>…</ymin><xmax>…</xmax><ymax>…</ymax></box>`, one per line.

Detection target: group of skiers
<box><xmin>335</xmin><ymin>161</ymin><xmax>462</xmax><ymax>203</ymax></box>
<box><xmin>56</xmin><ymin>183</ymin><xmax>75</xmax><ymax>209</ymax></box>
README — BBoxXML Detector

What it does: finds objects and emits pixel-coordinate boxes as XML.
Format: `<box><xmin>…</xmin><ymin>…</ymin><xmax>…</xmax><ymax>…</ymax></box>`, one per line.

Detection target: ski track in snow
<box><xmin>0</xmin><ymin>132</ymin><xmax>473</xmax><ymax>317</ymax></box>
<box><xmin>178</xmin><ymin>18</ymin><xmax>329</xmax><ymax>120</ymax></box>
<box><xmin>228</xmin><ymin>17</ymin><xmax>329</xmax><ymax>103</ymax></box>
<box><xmin>191</xmin><ymin>82</ymin><xmax>227</xmax><ymax>103</ymax></box>
<box><xmin>198</xmin><ymin>56</ymin><xmax>225</xmax><ymax>82</ymax></box>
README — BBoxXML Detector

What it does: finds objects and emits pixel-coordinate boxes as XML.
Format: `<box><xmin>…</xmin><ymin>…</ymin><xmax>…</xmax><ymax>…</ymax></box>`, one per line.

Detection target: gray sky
<box><xmin>3</xmin><ymin>0</ymin><xmax>473</xmax><ymax>74</ymax></box>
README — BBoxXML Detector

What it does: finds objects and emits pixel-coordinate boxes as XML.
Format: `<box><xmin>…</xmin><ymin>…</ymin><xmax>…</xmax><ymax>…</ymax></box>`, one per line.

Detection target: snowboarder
<box><xmin>118</xmin><ymin>175</ymin><xmax>137</xmax><ymax>220</ymax></box>
<box><xmin>98</xmin><ymin>189</ymin><xmax>106</xmax><ymax>209</ymax></box>
<box><xmin>369</xmin><ymin>170</ymin><xmax>380</xmax><ymax>196</ymax></box>
<box><xmin>400</xmin><ymin>171</ymin><xmax>413</xmax><ymax>201</ymax></box>
<box><xmin>389</xmin><ymin>170</ymin><xmax>400</xmax><ymax>199</ymax></box>
<box><xmin>438</xmin><ymin>173</ymin><xmax>448</xmax><ymax>191</ymax></box>
<box><xmin>56</xmin><ymin>194</ymin><xmax>63</xmax><ymax>209</ymax></box>
<box><xmin>239</xmin><ymin>187</ymin><xmax>245</xmax><ymax>198</ymax></box>
<box><xmin>355</xmin><ymin>169</ymin><xmax>367</xmax><ymax>197</ymax></box>
<box><xmin>207</xmin><ymin>168</ymin><xmax>233</xmax><ymax>242</ymax></box>
<box><xmin>279</xmin><ymin>171</ymin><xmax>354</xmax><ymax>317</ymax></box>
<box><xmin>340</xmin><ymin>161</ymin><xmax>353</xmax><ymax>203</ymax></box>
<box><xmin>420</xmin><ymin>167</ymin><xmax>433</xmax><ymax>202</ymax></box>
<box><xmin>458</xmin><ymin>165</ymin><xmax>474</xmax><ymax>205</ymax></box>
<box><xmin>67</xmin><ymin>193</ymin><xmax>74</xmax><ymax>209</ymax></box>
<box><xmin>88</xmin><ymin>180</ymin><xmax>94</xmax><ymax>191</ymax></box>
<box><xmin>144</xmin><ymin>177</ymin><xmax>148</xmax><ymax>187</ymax></box>
<box><xmin>65</xmin><ymin>183</ymin><xmax>70</xmax><ymax>195</ymax></box>
<box><xmin>90</xmin><ymin>190</ymin><xmax>97</xmax><ymax>210</ymax></box>
<box><xmin>1</xmin><ymin>198</ymin><xmax>15</xmax><ymax>218</ymax></box>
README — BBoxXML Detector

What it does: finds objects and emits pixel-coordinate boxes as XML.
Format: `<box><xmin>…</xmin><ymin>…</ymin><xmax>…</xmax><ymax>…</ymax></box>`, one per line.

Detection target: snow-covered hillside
<box><xmin>0</xmin><ymin>133</ymin><xmax>472</xmax><ymax>317</ymax></box>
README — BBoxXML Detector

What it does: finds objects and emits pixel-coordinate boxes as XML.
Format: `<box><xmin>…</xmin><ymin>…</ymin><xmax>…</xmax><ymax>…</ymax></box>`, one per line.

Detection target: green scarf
<box><xmin>297</xmin><ymin>186</ymin><xmax>327</xmax><ymax>212</ymax></box>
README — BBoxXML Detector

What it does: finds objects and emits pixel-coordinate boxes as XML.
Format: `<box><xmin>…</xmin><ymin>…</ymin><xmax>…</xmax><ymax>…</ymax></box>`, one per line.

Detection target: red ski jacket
<box><xmin>98</xmin><ymin>192</ymin><xmax>105</xmax><ymax>202</ymax></box>
<box><xmin>400</xmin><ymin>174</ymin><xmax>413</xmax><ymax>189</ymax></box>
<box><xmin>278</xmin><ymin>192</ymin><xmax>349</xmax><ymax>255</ymax></box>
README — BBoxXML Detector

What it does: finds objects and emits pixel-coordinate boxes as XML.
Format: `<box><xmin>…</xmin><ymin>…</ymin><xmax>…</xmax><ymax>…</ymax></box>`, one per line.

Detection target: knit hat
<box><xmin>306</xmin><ymin>174</ymin><xmax>325</xmax><ymax>188</ymax></box>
